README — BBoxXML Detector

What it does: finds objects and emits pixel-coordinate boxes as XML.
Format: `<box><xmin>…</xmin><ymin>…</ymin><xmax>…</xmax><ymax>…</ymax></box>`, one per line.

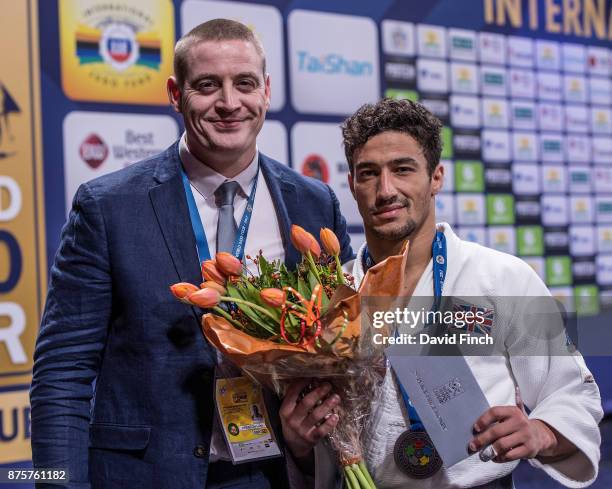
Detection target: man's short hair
<box><xmin>173</xmin><ymin>19</ymin><xmax>267</xmax><ymax>87</ymax></box>
<box><xmin>341</xmin><ymin>98</ymin><xmax>443</xmax><ymax>176</ymax></box>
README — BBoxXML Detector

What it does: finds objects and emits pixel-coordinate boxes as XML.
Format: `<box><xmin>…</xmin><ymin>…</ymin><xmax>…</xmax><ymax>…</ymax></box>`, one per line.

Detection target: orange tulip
<box><xmin>320</xmin><ymin>228</ymin><xmax>340</xmax><ymax>256</ymax></box>
<box><xmin>188</xmin><ymin>288</ymin><xmax>221</xmax><ymax>308</ymax></box>
<box><xmin>201</xmin><ymin>260</ymin><xmax>226</xmax><ymax>284</ymax></box>
<box><xmin>215</xmin><ymin>252</ymin><xmax>243</xmax><ymax>276</ymax></box>
<box><xmin>170</xmin><ymin>282</ymin><xmax>199</xmax><ymax>302</ymax></box>
<box><xmin>308</xmin><ymin>238</ymin><xmax>321</xmax><ymax>258</ymax></box>
<box><xmin>260</xmin><ymin>288</ymin><xmax>286</xmax><ymax>308</ymax></box>
<box><xmin>291</xmin><ymin>224</ymin><xmax>318</xmax><ymax>256</ymax></box>
<box><xmin>200</xmin><ymin>281</ymin><xmax>227</xmax><ymax>295</ymax></box>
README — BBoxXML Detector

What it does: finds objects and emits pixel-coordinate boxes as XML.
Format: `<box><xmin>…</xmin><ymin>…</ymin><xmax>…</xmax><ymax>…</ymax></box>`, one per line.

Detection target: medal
<box><xmin>393</xmin><ymin>430</ymin><xmax>442</xmax><ymax>479</ymax></box>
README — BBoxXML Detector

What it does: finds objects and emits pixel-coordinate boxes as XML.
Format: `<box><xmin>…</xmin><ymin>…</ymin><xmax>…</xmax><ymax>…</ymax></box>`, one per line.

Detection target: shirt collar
<box><xmin>179</xmin><ymin>132</ymin><xmax>259</xmax><ymax>202</ymax></box>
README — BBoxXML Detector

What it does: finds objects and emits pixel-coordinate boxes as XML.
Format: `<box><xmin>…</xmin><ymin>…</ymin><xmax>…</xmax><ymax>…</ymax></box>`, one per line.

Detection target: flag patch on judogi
<box><xmin>452</xmin><ymin>302</ymin><xmax>494</xmax><ymax>335</ymax></box>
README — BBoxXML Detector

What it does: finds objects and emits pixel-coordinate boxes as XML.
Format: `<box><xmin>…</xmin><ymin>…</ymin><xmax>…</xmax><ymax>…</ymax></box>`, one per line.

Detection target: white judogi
<box><xmin>315</xmin><ymin>223</ymin><xmax>602</xmax><ymax>489</ymax></box>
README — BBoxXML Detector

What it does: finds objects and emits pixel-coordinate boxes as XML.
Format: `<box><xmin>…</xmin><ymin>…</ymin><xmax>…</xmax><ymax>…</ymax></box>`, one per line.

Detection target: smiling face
<box><xmin>167</xmin><ymin>39</ymin><xmax>270</xmax><ymax>170</ymax></box>
<box><xmin>349</xmin><ymin>131</ymin><xmax>443</xmax><ymax>245</ymax></box>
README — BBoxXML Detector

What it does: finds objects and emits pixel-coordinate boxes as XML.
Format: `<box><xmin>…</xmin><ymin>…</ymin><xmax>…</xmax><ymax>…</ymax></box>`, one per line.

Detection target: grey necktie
<box><xmin>214</xmin><ymin>181</ymin><xmax>240</xmax><ymax>253</ymax></box>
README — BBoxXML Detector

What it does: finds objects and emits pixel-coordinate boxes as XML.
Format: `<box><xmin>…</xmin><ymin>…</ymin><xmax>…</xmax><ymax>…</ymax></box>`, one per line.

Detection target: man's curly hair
<box><xmin>341</xmin><ymin>98</ymin><xmax>443</xmax><ymax>176</ymax></box>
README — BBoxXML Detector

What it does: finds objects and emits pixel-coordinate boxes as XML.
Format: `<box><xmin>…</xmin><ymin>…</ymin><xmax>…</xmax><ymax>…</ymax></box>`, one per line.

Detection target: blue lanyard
<box><xmin>362</xmin><ymin>230</ymin><xmax>448</xmax><ymax>430</ymax></box>
<box><xmin>180</xmin><ymin>165</ymin><xmax>258</xmax><ymax>269</ymax></box>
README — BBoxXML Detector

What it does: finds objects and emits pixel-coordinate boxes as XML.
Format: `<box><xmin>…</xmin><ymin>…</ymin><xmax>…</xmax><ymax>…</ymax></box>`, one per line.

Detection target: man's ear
<box><xmin>431</xmin><ymin>163</ymin><xmax>444</xmax><ymax>196</ymax></box>
<box><xmin>167</xmin><ymin>76</ymin><xmax>182</xmax><ymax>113</ymax></box>
<box><xmin>264</xmin><ymin>74</ymin><xmax>271</xmax><ymax>110</ymax></box>
<box><xmin>348</xmin><ymin>171</ymin><xmax>356</xmax><ymax>199</ymax></box>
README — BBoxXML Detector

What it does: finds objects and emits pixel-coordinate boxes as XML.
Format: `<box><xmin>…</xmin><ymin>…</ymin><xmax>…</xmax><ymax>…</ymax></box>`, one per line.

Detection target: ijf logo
<box><xmin>301</xmin><ymin>154</ymin><xmax>329</xmax><ymax>183</ymax></box>
<box><xmin>382</xmin><ymin>20</ymin><xmax>415</xmax><ymax>56</ymax></box>
<box><xmin>0</xmin><ymin>82</ymin><xmax>20</xmax><ymax>159</ymax></box>
<box><xmin>59</xmin><ymin>0</ymin><xmax>174</xmax><ymax>104</ymax></box>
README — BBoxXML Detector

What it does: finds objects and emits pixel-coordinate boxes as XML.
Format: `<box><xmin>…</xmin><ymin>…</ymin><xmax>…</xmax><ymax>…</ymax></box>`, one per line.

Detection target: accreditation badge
<box><xmin>215</xmin><ymin>377</ymin><xmax>282</xmax><ymax>463</ymax></box>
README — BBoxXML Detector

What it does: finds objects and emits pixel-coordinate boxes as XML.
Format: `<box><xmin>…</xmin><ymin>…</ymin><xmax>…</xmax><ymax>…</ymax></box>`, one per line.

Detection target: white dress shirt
<box><xmin>179</xmin><ymin>133</ymin><xmax>285</xmax><ymax>462</ymax></box>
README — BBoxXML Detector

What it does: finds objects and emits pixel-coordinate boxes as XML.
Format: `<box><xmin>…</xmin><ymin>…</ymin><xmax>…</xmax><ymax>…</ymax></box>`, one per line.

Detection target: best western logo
<box><xmin>297</xmin><ymin>51</ymin><xmax>373</xmax><ymax>76</ymax></box>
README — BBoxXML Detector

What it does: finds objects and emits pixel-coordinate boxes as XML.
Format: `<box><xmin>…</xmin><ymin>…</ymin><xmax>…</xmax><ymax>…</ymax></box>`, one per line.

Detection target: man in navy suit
<box><xmin>30</xmin><ymin>19</ymin><xmax>351</xmax><ymax>489</ymax></box>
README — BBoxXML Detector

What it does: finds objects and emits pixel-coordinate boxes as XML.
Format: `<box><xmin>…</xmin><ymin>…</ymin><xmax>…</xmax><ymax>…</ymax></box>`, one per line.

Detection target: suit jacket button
<box><xmin>194</xmin><ymin>445</ymin><xmax>208</xmax><ymax>458</ymax></box>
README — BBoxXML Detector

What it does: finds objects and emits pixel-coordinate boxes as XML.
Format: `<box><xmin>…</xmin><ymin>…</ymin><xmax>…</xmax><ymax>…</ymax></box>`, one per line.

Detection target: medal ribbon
<box><xmin>362</xmin><ymin>229</ymin><xmax>448</xmax><ymax>430</ymax></box>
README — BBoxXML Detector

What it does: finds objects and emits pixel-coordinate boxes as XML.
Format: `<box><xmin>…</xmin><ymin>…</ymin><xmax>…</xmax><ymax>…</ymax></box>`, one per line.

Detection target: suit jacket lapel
<box><xmin>149</xmin><ymin>142</ymin><xmax>202</xmax><ymax>286</ymax></box>
<box><xmin>259</xmin><ymin>154</ymin><xmax>301</xmax><ymax>269</ymax></box>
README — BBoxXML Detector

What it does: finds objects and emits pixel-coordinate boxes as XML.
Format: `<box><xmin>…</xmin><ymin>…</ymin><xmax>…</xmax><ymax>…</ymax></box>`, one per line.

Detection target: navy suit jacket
<box><xmin>30</xmin><ymin>141</ymin><xmax>352</xmax><ymax>489</ymax></box>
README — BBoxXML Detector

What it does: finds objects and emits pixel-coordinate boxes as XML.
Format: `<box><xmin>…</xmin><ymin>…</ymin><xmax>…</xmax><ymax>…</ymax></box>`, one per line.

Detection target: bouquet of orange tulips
<box><xmin>171</xmin><ymin>225</ymin><xmax>386</xmax><ymax>489</ymax></box>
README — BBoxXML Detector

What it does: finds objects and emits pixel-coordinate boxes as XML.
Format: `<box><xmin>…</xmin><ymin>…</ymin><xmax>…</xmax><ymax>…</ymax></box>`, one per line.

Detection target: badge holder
<box><xmin>214</xmin><ymin>375</ymin><xmax>282</xmax><ymax>464</ymax></box>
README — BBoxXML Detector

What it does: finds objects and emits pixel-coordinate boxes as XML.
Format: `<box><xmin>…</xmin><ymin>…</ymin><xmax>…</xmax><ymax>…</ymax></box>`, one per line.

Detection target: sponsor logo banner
<box><xmin>448</xmin><ymin>28</ymin><xmax>476</xmax><ymax>61</ymax></box>
<box><xmin>509</xmin><ymin>69</ymin><xmax>536</xmax><ymax>99</ymax></box>
<box><xmin>486</xmin><ymin>194</ymin><xmax>515</xmax><ymax>225</ymax></box>
<box><xmin>456</xmin><ymin>194</ymin><xmax>485</xmax><ymax>225</ymax></box>
<box><xmin>592</xmin><ymin>137</ymin><xmax>612</xmax><ymax>164</ymax></box>
<box><xmin>386</xmin><ymin>88</ymin><xmax>419</xmax><ymax>102</ymax></box>
<box><xmin>590</xmin><ymin>107</ymin><xmax>612</xmax><ymax>134</ymax></box>
<box><xmin>597</xmin><ymin>225</ymin><xmax>612</xmax><ymax>253</ymax></box>
<box><xmin>435</xmin><ymin>194</ymin><xmax>455</xmax><ymax>224</ymax></box>
<box><xmin>385</xmin><ymin>61</ymin><xmax>416</xmax><ymax>82</ymax></box>
<box><xmin>62</xmin><ymin>111</ymin><xmax>179</xmax><ymax>213</ymax></box>
<box><xmin>482</xmin><ymin>97</ymin><xmax>509</xmax><ymax>128</ymax></box>
<box><xmin>588</xmin><ymin>77</ymin><xmax>612</xmax><ymax>105</ymax></box>
<box><xmin>565</xmin><ymin>105</ymin><xmax>589</xmax><ymax>134</ymax></box>
<box><xmin>512</xmin><ymin>163</ymin><xmax>540</xmax><ymax>195</ymax></box>
<box><xmin>594</xmin><ymin>166</ymin><xmax>612</xmax><ymax>193</ymax></box>
<box><xmin>515</xmin><ymin>197</ymin><xmax>542</xmax><ymax>223</ymax></box>
<box><xmin>291</xmin><ymin>122</ymin><xmax>360</xmax><ymax>226</ymax></box>
<box><xmin>568</xmin><ymin>166</ymin><xmax>592</xmax><ymax>193</ymax></box>
<box><xmin>0</xmin><ymin>390</ymin><xmax>31</xmax><ymax>464</ymax></box>
<box><xmin>540</xmin><ymin>133</ymin><xmax>564</xmax><ymax>162</ymax></box>
<box><xmin>536</xmin><ymin>40</ymin><xmax>560</xmax><ymax>71</ymax></box>
<box><xmin>512</xmin><ymin>132</ymin><xmax>538</xmax><ymax>162</ymax></box>
<box><xmin>587</xmin><ymin>46</ymin><xmax>610</xmax><ymax>76</ymax></box>
<box><xmin>596</xmin><ymin>254</ymin><xmax>612</xmax><ymax>286</ymax></box>
<box><xmin>417</xmin><ymin>24</ymin><xmax>446</xmax><ymax>58</ymax></box>
<box><xmin>441</xmin><ymin>160</ymin><xmax>453</xmax><ymax>193</ymax></box>
<box><xmin>510</xmin><ymin>100</ymin><xmax>536</xmax><ymax>130</ymax></box>
<box><xmin>482</xmin><ymin>130</ymin><xmax>510</xmax><ymax>163</ymax></box>
<box><xmin>487</xmin><ymin>226</ymin><xmax>515</xmax><ymax>254</ymax></box>
<box><xmin>382</xmin><ymin>20</ymin><xmax>415</xmax><ymax>57</ymax></box>
<box><xmin>453</xmin><ymin>132</ymin><xmax>481</xmax><ymax>157</ymax></box>
<box><xmin>421</xmin><ymin>97</ymin><xmax>449</xmax><ymax>121</ymax></box>
<box><xmin>455</xmin><ymin>160</ymin><xmax>484</xmax><ymax>192</ymax></box>
<box><xmin>542</xmin><ymin>195</ymin><xmax>569</xmax><ymax>226</ymax></box>
<box><xmin>569</xmin><ymin>225</ymin><xmax>596</xmax><ymax>256</ymax></box>
<box><xmin>59</xmin><ymin>0</ymin><xmax>174</xmax><ymax>104</ymax></box>
<box><xmin>182</xmin><ymin>0</ymin><xmax>286</xmax><ymax>111</ymax></box>
<box><xmin>258</xmin><ymin>120</ymin><xmax>288</xmax><ymax>166</ymax></box>
<box><xmin>563</xmin><ymin>75</ymin><xmax>587</xmax><ymax>103</ymax></box>
<box><xmin>485</xmin><ymin>166</ymin><xmax>512</xmax><ymax>192</ymax></box>
<box><xmin>546</xmin><ymin>256</ymin><xmax>573</xmax><ymax>286</ymax></box>
<box><xmin>566</xmin><ymin>135</ymin><xmax>591</xmax><ymax>162</ymax></box>
<box><xmin>450</xmin><ymin>62</ymin><xmax>478</xmax><ymax>94</ymax></box>
<box><xmin>596</xmin><ymin>197</ymin><xmax>612</xmax><ymax>223</ymax></box>
<box><xmin>572</xmin><ymin>259</ymin><xmax>596</xmax><ymax>282</ymax></box>
<box><xmin>541</xmin><ymin>164</ymin><xmax>567</xmax><ymax>193</ymax></box>
<box><xmin>417</xmin><ymin>58</ymin><xmax>448</xmax><ymax>93</ymax></box>
<box><xmin>0</xmin><ymin>0</ymin><xmax>47</xmax><ymax>392</ymax></box>
<box><xmin>289</xmin><ymin>10</ymin><xmax>379</xmax><ymax>115</ymax></box>
<box><xmin>562</xmin><ymin>43</ymin><xmax>586</xmax><ymax>73</ymax></box>
<box><xmin>569</xmin><ymin>196</ymin><xmax>594</xmax><ymax>224</ymax></box>
<box><xmin>574</xmin><ymin>285</ymin><xmax>600</xmax><ymax>315</ymax></box>
<box><xmin>480</xmin><ymin>66</ymin><xmax>507</xmax><ymax>96</ymax></box>
<box><xmin>517</xmin><ymin>226</ymin><xmax>544</xmax><ymax>256</ymax></box>
<box><xmin>478</xmin><ymin>32</ymin><xmax>505</xmax><ymax>65</ymax></box>
<box><xmin>450</xmin><ymin>95</ymin><xmax>480</xmax><ymax>128</ymax></box>
<box><xmin>537</xmin><ymin>103</ymin><xmax>564</xmax><ymax>131</ymax></box>
<box><xmin>522</xmin><ymin>257</ymin><xmax>545</xmax><ymax>280</ymax></box>
<box><xmin>457</xmin><ymin>226</ymin><xmax>487</xmax><ymax>245</ymax></box>
<box><xmin>537</xmin><ymin>72</ymin><xmax>562</xmax><ymax>101</ymax></box>
<box><xmin>507</xmin><ymin>36</ymin><xmax>533</xmax><ymax>67</ymax></box>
